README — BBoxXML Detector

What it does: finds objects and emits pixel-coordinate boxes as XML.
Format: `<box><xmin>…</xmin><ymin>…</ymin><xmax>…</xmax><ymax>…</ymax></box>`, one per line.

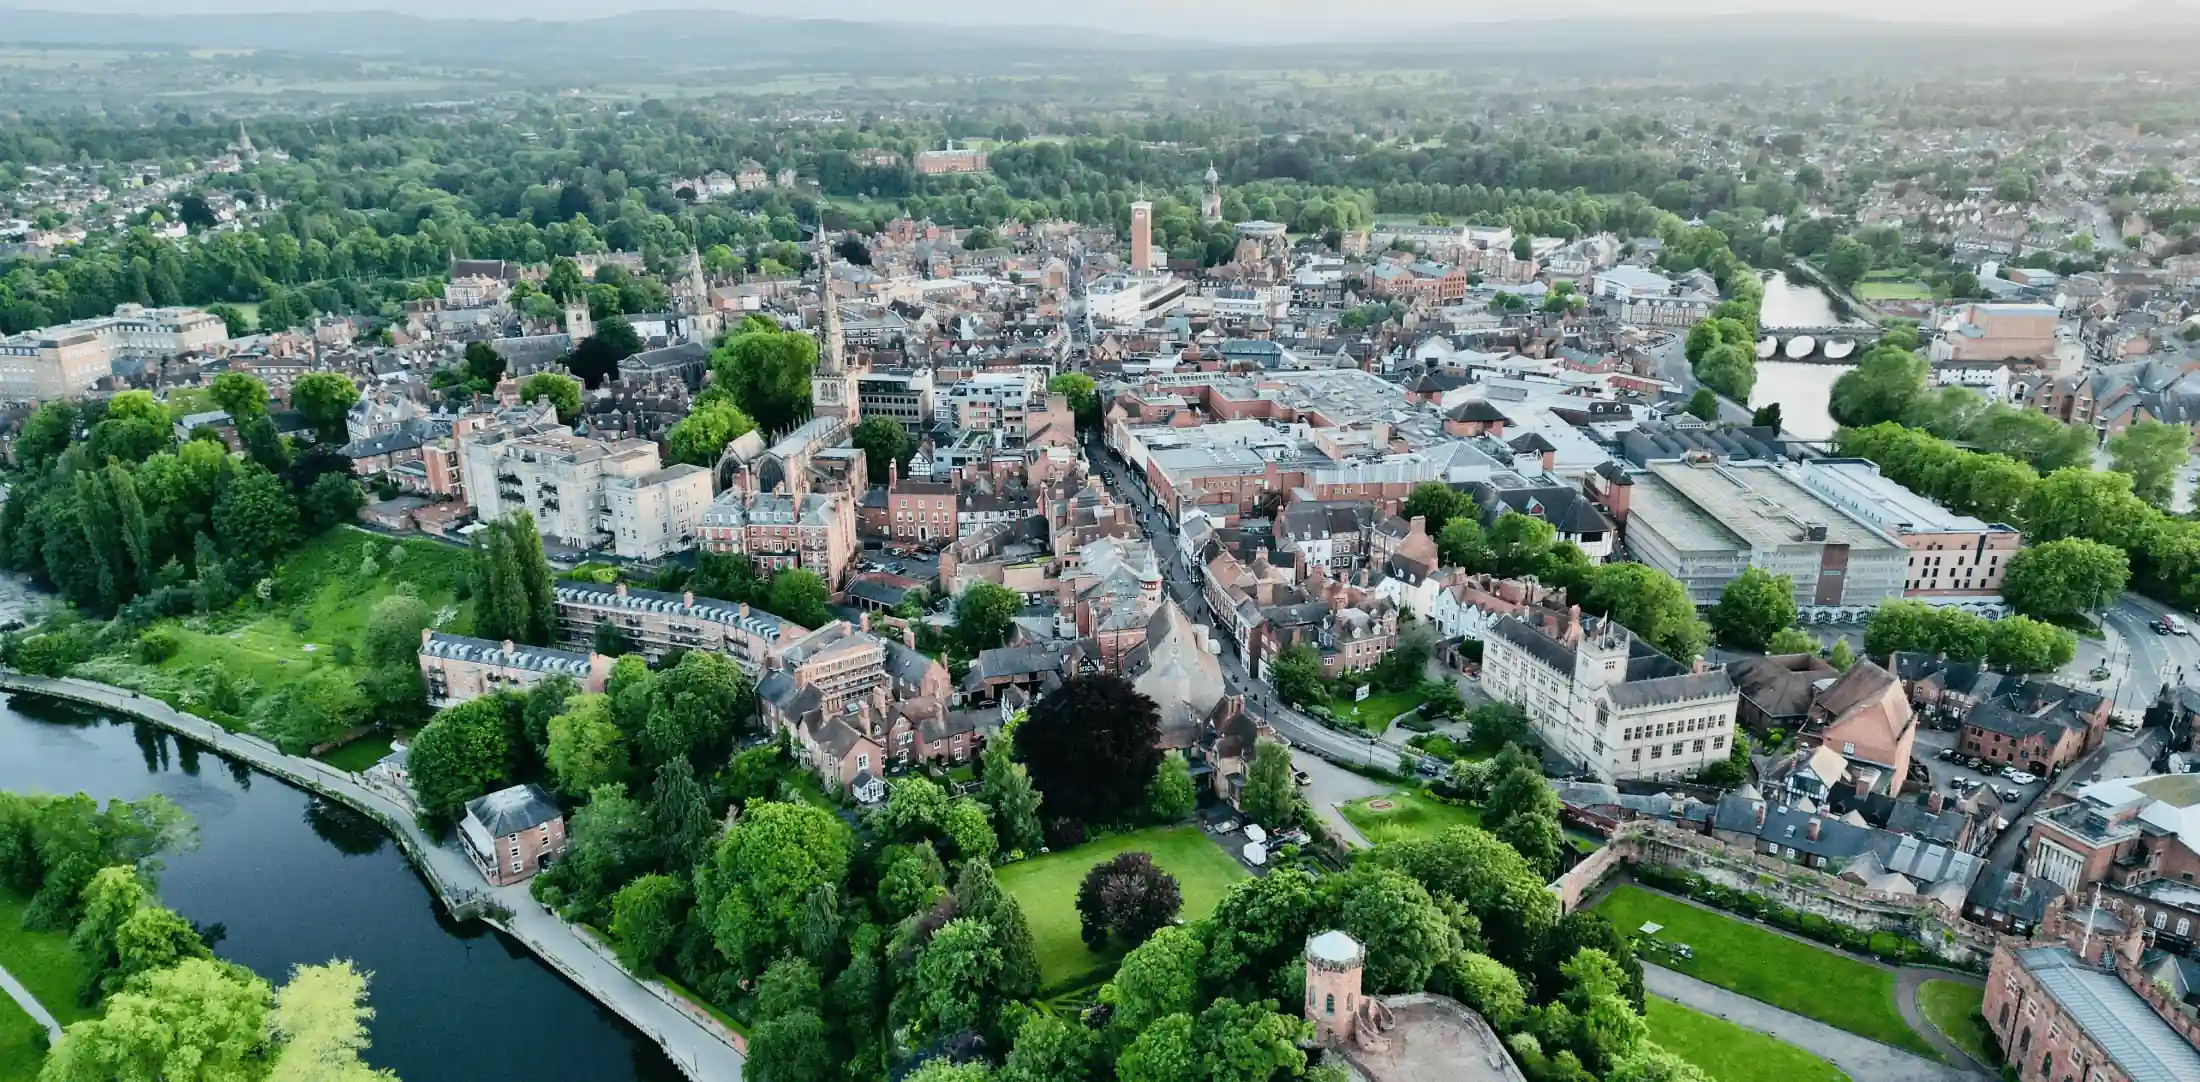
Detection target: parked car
<box><xmin>1999</xmin><ymin>764</ymin><xmax>2018</xmax><ymax>779</ymax></box>
<box><xmin>2001</xmin><ymin>786</ymin><xmax>2023</xmax><ymax>801</ymax></box>
<box><xmin>2008</xmin><ymin>771</ymin><xmax>2038</xmax><ymax>785</ymax></box>
<box><xmin>1937</xmin><ymin>747</ymin><xmax>1956</xmax><ymax>761</ymax></box>
<box><xmin>1292</xmin><ymin>770</ymin><xmax>1311</xmax><ymax>787</ymax></box>
<box><xmin>1948</xmin><ymin>776</ymin><xmax>1974</xmax><ymax>792</ymax></box>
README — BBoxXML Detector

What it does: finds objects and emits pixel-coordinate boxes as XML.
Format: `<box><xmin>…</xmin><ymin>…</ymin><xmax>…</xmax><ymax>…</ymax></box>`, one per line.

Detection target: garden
<box><xmin>1644</xmin><ymin>996</ymin><xmax>1848</xmax><ymax>1082</ymax></box>
<box><xmin>996</xmin><ymin>825</ymin><xmax>1248</xmax><ymax>989</ymax></box>
<box><xmin>1338</xmin><ymin>788</ymin><xmax>1481</xmax><ymax>845</ymax></box>
<box><xmin>1593</xmin><ymin>884</ymin><xmax>1943</xmax><ymax>1059</ymax></box>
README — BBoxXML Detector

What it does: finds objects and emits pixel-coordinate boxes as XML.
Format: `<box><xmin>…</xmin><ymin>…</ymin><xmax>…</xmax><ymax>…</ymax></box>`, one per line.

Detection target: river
<box><xmin>0</xmin><ymin>693</ymin><xmax>680</xmax><ymax>1082</ymax></box>
<box><xmin>1750</xmin><ymin>272</ymin><xmax>1858</xmax><ymax>441</ymax></box>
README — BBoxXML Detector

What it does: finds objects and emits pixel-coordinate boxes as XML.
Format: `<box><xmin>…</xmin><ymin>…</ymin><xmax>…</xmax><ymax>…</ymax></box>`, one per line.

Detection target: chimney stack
<box><xmin>1806</xmin><ymin>818</ymin><xmax>1821</xmax><ymax>841</ymax></box>
<box><xmin>1927</xmin><ymin>790</ymin><xmax>1945</xmax><ymax>814</ymax></box>
<box><xmin>1754</xmin><ymin>802</ymin><xmax>1767</xmax><ymax>828</ymax></box>
<box><xmin>1853</xmin><ymin>773</ymin><xmax>1871</xmax><ymax>799</ymax></box>
<box><xmin>502</xmin><ymin>639</ymin><xmax>517</xmax><ymax>654</ymax></box>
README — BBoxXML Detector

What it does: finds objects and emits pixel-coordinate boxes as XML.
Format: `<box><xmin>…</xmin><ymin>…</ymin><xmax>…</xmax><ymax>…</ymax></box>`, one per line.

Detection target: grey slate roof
<box><xmin>465</xmin><ymin>783</ymin><xmax>561</xmax><ymax>835</ymax></box>
<box><xmin>2014</xmin><ymin>946</ymin><xmax>2200</xmax><ymax>1082</ymax></box>
<box><xmin>421</xmin><ymin>632</ymin><xmax>593</xmax><ymax>676</ymax></box>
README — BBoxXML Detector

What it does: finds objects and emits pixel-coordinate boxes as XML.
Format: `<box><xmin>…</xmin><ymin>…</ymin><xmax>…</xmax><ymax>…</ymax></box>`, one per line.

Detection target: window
<box><xmin>1631</xmin><ymin>749</ymin><xmax>1641</xmax><ymax>762</ymax></box>
<box><xmin>2178</xmin><ymin>918</ymin><xmax>2191</xmax><ymax>937</ymax></box>
<box><xmin>2155</xmin><ymin>910</ymin><xmax>2169</xmax><ymax>930</ymax></box>
<box><xmin>1842</xmin><ymin>742</ymin><xmax>1855</xmax><ymax>755</ymax></box>
<box><xmin>1325</xmin><ymin>994</ymin><xmax>1335</xmax><ymax>1015</ymax></box>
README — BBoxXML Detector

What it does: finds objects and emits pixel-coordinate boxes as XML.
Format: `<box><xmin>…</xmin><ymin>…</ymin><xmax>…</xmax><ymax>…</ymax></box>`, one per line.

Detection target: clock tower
<box><xmin>812</xmin><ymin>229</ymin><xmax>860</xmax><ymax>423</ymax></box>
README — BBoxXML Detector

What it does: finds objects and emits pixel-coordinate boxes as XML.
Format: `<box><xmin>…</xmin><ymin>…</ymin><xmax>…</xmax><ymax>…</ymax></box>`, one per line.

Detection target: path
<box><xmin>0</xmin><ymin>672</ymin><xmax>744</xmax><ymax>1082</ymax></box>
<box><xmin>1895</xmin><ymin>968</ymin><xmax>1992</xmax><ymax>1072</ymax></box>
<box><xmin>1590</xmin><ymin>878</ymin><xmax>1992</xmax><ymax>1076</ymax></box>
<box><xmin>1646</xmin><ymin>965</ymin><xmax>1974</xmax><ymax>1082</ymax></box>
<box><xmin>0</xmin><ymin>963</ymin><xmax>59</xmax><ymax>1042</ymax></box>
<box><xmin>1292</xmin><ymin>751</ymin><xmax>1387</xmax><ymax>848</ymax></box>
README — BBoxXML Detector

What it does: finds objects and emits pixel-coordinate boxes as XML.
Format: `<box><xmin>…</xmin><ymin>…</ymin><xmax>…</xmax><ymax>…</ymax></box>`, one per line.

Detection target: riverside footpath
<box><xmin>0</xmin><ymin>671</ymin><xmax>746</xmax><ymax>1082</ymax></box>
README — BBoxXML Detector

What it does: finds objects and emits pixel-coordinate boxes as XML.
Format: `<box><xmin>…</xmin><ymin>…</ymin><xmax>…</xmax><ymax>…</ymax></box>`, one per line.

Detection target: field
<box><xmin>1591</xmin><ymin>886</ymin><xmax>1938</xmax><ymax>1059</ymax></box>
<box><xmin>0</xmin><ymin>890</ymin><xmax>96</xmax><ymax>1082</ymax></box>
<box><xmin>1339</xmin><ymin>789</ymin><xmax>1480</xmax><ymax>844</ymax></box>
<box><xmin>997</xmin><ymin>826</ymin><xmax>1247</xmax><ymax>988</ymax></box>
<box><xmin>1917</xmin><ymin>980</ymin><xmax>1994</xmax><ymax>1066</ymax></box>
<box><xmin>1854</xmin><ymin>274</ymin><xmax>1932</xmax><ymax>301</ymax></box>
<box><xmin>73</xmin><ymin>528</ymin><xmax>475</xmax><ymax>727</ymax></box>
<box><xmin>1646</xmin><ymin>996</ymin><xmax>1849</xmax><ymax>1082</ymax></box>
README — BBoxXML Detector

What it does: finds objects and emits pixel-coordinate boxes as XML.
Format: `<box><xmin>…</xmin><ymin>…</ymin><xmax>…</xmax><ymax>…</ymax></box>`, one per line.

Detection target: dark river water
<box><xmin>0</xmin><ymin>692</ymin><xmax>680</xmax><ymax>1082</ymax></box>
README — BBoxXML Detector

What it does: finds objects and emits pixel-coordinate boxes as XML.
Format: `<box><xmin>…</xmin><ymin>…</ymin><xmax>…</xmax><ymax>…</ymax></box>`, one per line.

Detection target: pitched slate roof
<box><xmin>465</xmin><ymin>783</ymin><xmax>561</xmax><ymax>835</ymax></box>
<box><xmin>2013</xmin><ymin>946</ymin><xmax>2200</xmax><ymax>1082</ymax></box>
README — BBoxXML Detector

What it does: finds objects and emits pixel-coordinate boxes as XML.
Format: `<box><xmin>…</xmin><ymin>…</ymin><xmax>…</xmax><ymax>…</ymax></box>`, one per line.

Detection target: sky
<box><xmin>0</xmin><ymin>0</ymin><xmax>2148</xmax><ymax>36</ymax></box>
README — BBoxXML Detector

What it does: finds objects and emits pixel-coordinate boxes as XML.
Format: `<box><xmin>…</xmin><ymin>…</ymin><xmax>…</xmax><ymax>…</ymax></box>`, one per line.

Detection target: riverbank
<box><xmin>0</xmin><ymin>671</ymin><xmax>745</xmax><ymax>1082</ymax></box>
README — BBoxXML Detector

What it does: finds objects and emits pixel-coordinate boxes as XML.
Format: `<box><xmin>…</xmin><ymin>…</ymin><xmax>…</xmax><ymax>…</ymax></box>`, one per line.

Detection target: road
<box><xmin>1644</xmin><ymin>334</ymin><xmax>1756</xmax><ymax>425</ymax></box>
<box><xmin>0</xmin><ymin>672</ymin><xmax>747</xmax><ymax>1082</ymax></box>
<box><xmin>1083</xmin><ymin>435</ymin><xmax>1403</xmax><ymax>774</ymax></box>
<box><xmin>0</xmin><ymin>963</ymin><xmax>59</xmax><ymax>1042</ymax></box>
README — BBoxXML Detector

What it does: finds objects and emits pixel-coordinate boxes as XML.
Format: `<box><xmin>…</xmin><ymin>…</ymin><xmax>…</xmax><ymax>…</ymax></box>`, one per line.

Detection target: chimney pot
<box><xmin>1806</xmin><ymin>818</ymin><xmax>1821</xmax><ymax>841</ymax></box>
<box><xmin>684</xmin><ymin>591</ymin><xmax>696</xmax><ymax>607</ymax></box>
<box><xmin>1927</xmin><ymin>790</ymin><xmax>1945</xmax><ymax>814</ymax></box>
<box><xmin>502</xmin><ymin>639</ymin><xmax>516</xmax><ymax>654</ymax></box>
<box><xmin>615</xmin><ymin>582</ymin><xmax>628</xmax><ymax>597</ymax></box>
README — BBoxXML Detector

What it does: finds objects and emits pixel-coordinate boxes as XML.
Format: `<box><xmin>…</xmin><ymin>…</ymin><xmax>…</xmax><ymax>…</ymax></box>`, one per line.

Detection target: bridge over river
<box><xmin>1756</xmin><ymin>324</ymin><xmax>1883</xmax><ymax>363</ymax></box>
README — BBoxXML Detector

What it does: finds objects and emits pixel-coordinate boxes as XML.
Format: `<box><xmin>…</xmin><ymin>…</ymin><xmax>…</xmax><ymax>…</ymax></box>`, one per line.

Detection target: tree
<box><xmin>698</xmin><ymin>800</ymin><xmax>850</xmax><ymax>973</ymax></box>
<box><xmin>2000</xmin><ymin>539</ymin><xmax>2129</xmax><ymax>623</ymax></box>
<box><xmin>748</xmin><ymin>1008</ymin><xmax>834</xmax><ymax>1082</ymax></box>
<box><xmin>209</xmin><ymin>372</ymin><xmax>269</xmax><ymax>420</ymax></box>
<box><xmin>1047</xmin><ymin>372</ymin><xmax>1100</xmax><ymax>430</ymax></box>
<box><xmin>1268</xmin><ymin>643</ymin><xmax>1327</xmax><ymax>708</ymax></box>
<box><xmin>405</xmin><ymin>696</ymin><xmax>516</xmax><ymax>823</ymax></box>
<box><xmin>40</xmin><ymin>957</ymin><xmax>270</xmax><ymax>1082</ymax></box>
<box><xmin>912</xmin><ymin>918</ymin><xmax>1002</xmax><ymax>1037</ymax></box>
<box><xmin>1437</xmin><ymin>951</ymin><xmax>1528</xmax><ymax>1029</ymax></box>
<box><xmin>520</xmin><ymin>372</ymin><xmax>583</xmax><ymax>425</ymax></box>
<box><xmin>1486</xmin><ymin>744</ymin><xmax>1565</xmax><ymax>878</ymax></box>
<box><xmin>849</xmin><ymin>416</ymin><xmax>915</xmax><ymax>483</ymax></box>
<box><xmin>265</xmin><ymin>960</ymin><xmax>397</xmax><ymax>1082</ymax></box>
<box><xmin>1076</xmin><ymin>851</ymin><xmax>1182</xmax><ymax>949</ymax></box>
<box><xmin>1694</xmin><ymin>343</ymin><xmax>1755</xmax><ymax>402</ymax></box>
<box><xmin>1708</xmin><ymin>568</ymin><xmax>1797</xmax><ymax>651</ymax></box>
<box><xmin>2022</xmin><ymin>468</ymin><xmax>2149</xmax><ymax>546</ymax></box>
<box><xmin>290</xmin><ymin>372</ymin><xmax>360</xmax><ymax>445</ymax></box>
<box><xmin>1401</xmin><ymin>483</ymin><xmax>1473</xmax><ymax>535</ymax></box>
<box><xmin>567</xmin><ymin>316</ymin><xmax>642</xmax><ymax>388</ymax></box>
<box><xmin>878</xmin><ymin>842</ymin><xmax>948</xmax><ymax>921</ymax></box>
<box><xmin>2108</xmin><ymin>420</ymin><xmax>2189</xmax><ymax>508</ymax></box>
<box><xmin>642</xmin><ymin>650</ymin><xmax>753</xmax><ymax>766</ymax></box>
<box><xmin>1830</xmin><ymin>342</ymin><xmax>1927</xmax><ymax>427</ymax></box>
<box><xmin>1115</xmin><ymin>1013</ymin><xmax>1197</xmax><ymax>1082</ymax></box>
<box><xmin>1381</xmin><ymin>824</ymin><xmax>1560</xmax><ymax>969</ymax></box>
<box><xmin>884</xmin><ymin>776</ymin><xmax>951</xmax><ymax>843</ymax></box>
<box><xmin>955</xmin><ymin>581</ymin><xmax>1021</xmax><ymax>651</ymax></box>
<box><xmin>1487</xmin><ymin>511</ymin><xmax>1559</xmax><ymax>579</ymax></box>
<box><xmin>1683</xmin><ymin>389</ymin><xmax>1719</xmax><ymax>422</ymax></box>
<box><xmin>1239</xmin><ymin>740</ymin><xmax>1300</xmax><ymax>829</ymax></box>
<box><xmin>1821</xmin><ymin>235</ymin><xmax>1872</xmax><ymax>289</ymax></box>
<box><xmin>952</xmin><ymin>860</ymin><xmax>1040</xmax><ymax>1000</ymax></box>
<box><xmin>1019</xmin><ymin>675</ymin><xmax>1164</xmax><ymax>826</ymax></box>
<box><xmin>1988</xmin><ymin>615</ymin><xmax>2078</xmax><ymax>673</ymax></box>
<box><xmin>545</xmin><ymin>257</ymin><xmax>585</xmax><ymax>301</ymax></box>
<box><xmin>13</xmin><ymin>402</ymin><xmax>75</xmax><ymax>471</ymax></box>
<box><xmin>999</xmin><ymin>1015</ymin><xmax>1091</xmax><ymax>1082</ymax></box>
<box><xmin>1586</xmin><ymin>564</ymin><xmax>1706</xmax><ymax>662</ymax></box>
<box><xmin>213</xmin><ymin>468</ymin><xmax>298</xmax><ymax>565</ymax></box>
<box><xmin>608</xmin><ymin>873</ymin><xmax>684</xmax><ymax>973</ymax></box>
<box><xmin>1828</xmin><ymin>638</ymin><xmax>1855</xmax><ymax>671</ymax></box>
<box><xmin>1437</xmin><ymin>517</ymin><xmax>1489</xmax><ymax>571</ymax></box>
<box><xmin>1766</xmin><ymin>627</ymin><xmax>1818</xmax><ymax>655</ymax></box>
<box><xmin>1144</xmin><ymin>751</ymin><xmax>1197</xmax><ymax>824</ymax></box>
<box><xmin>471</xmin><ymin>513</ymin><xmax>558</xmax><ymax>645</ymax></box>
<box><xmin>1751</xmin><ymin>403</ymin><xmax>1784</xmax><ymax>430</ymax></box>
<box><xmin>711</xmin><ymin>317</ymin><xmax>817</xmax><ymax>434</ymax></box>
<box><xmin>1106</xmin><ymin>924</ymin><xmax>1205</xmax><ymax>1034</ymax></box>
<box><xmin>647</xmin><ymin>756</ymin><xmax>715</xmax><ymax>872</ymax></box>
<box><xmin>301</xmin><ymin>471</ymin><xmax>365</xmax><ymax>533</ymax></box>
<box><xmin>1320</xmin><ymin>863</ymin><xmax>1459</xmax><ymax>992</ymax></box>
<box><xmin>980</xmin><ymin>732</ymin><xmax>1044</xmax><ymax>856</ymax></box>
<box><xmin>546</xmin><ymin>693</ymin><xmax>629</xmax><ymax>795</ymax></box>
<box><xmin>665</xmin><ymin>399</ymin><xmax>756</xmax><ymax>467</ymax></box>
<box><xmin>962</xmin><ymin>226</ymin><xmax>1000</xmax><ymax>252</ymax></box>
<box><xmin>462</xmin><ymin>340</ymin><xmax>507</xmax><ymax>387</ymax></box>
<box><xmin>1202</xmin><ymin>866</ymin><xmax>1317</xmax><ymax>997</ymax></box>
<box><xmin>765</xmin><ymin>569</ymin><xmax>830</xmax><ymax>628</ymax></box>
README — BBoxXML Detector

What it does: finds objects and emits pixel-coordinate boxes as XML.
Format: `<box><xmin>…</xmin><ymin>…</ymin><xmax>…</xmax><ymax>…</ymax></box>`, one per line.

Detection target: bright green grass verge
<box><xmin>1592</xmin><ymin>886</ymin><xmax>1939</xmax><ymax>1059</ymax></box>
<box><xmin>1646</xmin><ymin>996</ymin><xmax>1849</xmax><ymax>1082</ymax></box>
<box><xmin>1331</xmin><ymin>690</ymin><xmax>1421</xmax><ymax>733</ymax></box>
<box><xmin>0</xmin><ymin>996</ymin><xmax>45</xmax><ymax>1082</ymax></box>
<box><xmin>317</xmin><ymin>732</ymin><xmax>397</xmax><ymax>773</ymax></box>
<box><xmin>0</xmin><ymin>893</ymin><xmax>94</xmax><ymax>1028</ymax></box>
<box><xmin>1917</xmin><ymin>980</ymin><xmax>1994</xmax><ymax>1066</ymax></box>
<box><xmin>998</xmin><ymin>826</ymin><xmax>1247</xmax><ymax>987</ymax></box>
<box><xmin>1339</xmin><ymin>789</ymin><xmax>1481</xmax><ymax>845</ymax></box>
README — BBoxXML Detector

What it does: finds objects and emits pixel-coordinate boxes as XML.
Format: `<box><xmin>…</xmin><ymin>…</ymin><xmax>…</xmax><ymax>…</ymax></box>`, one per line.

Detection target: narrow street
<box><xmin>1083</xmin><ymin>434</ymin><xmax>1404</xmax><ymax>773</ymax></box>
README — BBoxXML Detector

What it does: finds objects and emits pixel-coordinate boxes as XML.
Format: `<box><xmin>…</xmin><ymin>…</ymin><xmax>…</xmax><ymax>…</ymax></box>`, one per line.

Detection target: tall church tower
<box><xmin>1201</xmin><ymin>163</ymin><xmax>1223</xmax><ymax>224</ymax></box>
<box><xmin>683</xmin><ymin>247</ymin><xmax>721</xmax><ymax>342</ymax></box>
<box><xmin>811</xmin><ymin>230</ymin><xmax>860</xmax><ymax>423</ymax></box>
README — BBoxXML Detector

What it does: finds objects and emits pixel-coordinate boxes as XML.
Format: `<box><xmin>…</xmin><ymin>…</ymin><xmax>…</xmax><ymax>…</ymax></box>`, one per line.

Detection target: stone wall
<box><xmin>1549</xmin><ymin>820</ymin><xmax>2000</xmax><ymax>965</ymax></box>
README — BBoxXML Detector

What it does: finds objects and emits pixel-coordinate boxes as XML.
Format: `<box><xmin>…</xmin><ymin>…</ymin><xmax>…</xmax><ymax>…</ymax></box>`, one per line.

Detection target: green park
<box><xmin>997</xmin><ymin>825</ymin><xmax>1248</xmax><ymax>988</ymax></box>
<box><xmin>1644</xmin><ymin>996</ymin><xmax>1849</xmax><ymax>1082</ymax></box>
<box><xmin>1592</xmin><ymin>886</ymin><xmax>1940</xmax><ymax>1059</ymax></box>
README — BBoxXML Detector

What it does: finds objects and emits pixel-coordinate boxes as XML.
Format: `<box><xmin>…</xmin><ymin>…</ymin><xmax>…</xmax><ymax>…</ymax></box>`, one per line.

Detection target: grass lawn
<box><xmin>1330</xmin><ymin>689</ymin><xmax>1422</xmax><ymax>734</ymax></box>
<box><xmin>1646</xmin><ymin>996</ymin><xmax>1849</xmax><ymax>1082</ymax></box>
<box><xmin>317</xmin><ymin>731</ymin><xmax>397</xmax><ymax>773</ymax></box>
<box><xmin>1592</xmin><ymin>886</ymin><xmax>1938</xmax><ymax>1059</ymax></box>
<box><xmin>1854</xmin><ymin>278</ymin><xmax>1932</xmax><ymax>300</ymax></box>
<box><xmin>1917</xmin><ymin>980</ymin><xmax>1994</xmax><ymax>1066</ymax></box>
<box><xmin>0</xmin><ymin>995</ymin><xmax>44</xmax><ymax>1082</ymax></box>
<box><xmin>0</xmin><ymin>893</ymin><xmax>94</xmax><ymax>1029</ymax></box>
<box><xmin>1338</xmin><ymin>789</ymin><xmax>1480</xmax><ymax>845</ymax></box>
<box><xmin>998</xmin><ymin>826</ymin><xmax>1248</xmax><ymax>988</ymax></box>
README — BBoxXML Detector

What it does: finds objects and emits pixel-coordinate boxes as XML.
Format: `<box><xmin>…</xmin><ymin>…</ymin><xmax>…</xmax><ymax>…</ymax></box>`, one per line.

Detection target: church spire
<box><xmin>816</xmin><ymin>226</ymin><xmax>845</xmax><ymax>376</ymax></box>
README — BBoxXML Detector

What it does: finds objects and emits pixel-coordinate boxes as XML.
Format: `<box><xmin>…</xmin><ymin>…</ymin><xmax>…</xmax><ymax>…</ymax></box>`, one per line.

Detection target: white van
<box><xmin>2167</xmin><ymin>614</ymin><xmax>2191</xmax><ymax>637</ymax></box>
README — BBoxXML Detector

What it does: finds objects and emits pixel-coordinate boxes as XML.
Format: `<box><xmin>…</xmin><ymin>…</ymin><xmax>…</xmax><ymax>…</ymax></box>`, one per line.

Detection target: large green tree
<box><xmin>1585</xmin><ymin>563</ymin><xmax>1706</xmax><ymax>662</ymax></box>
<box><xmin>711</xmin><ymin>316</ymin><xmax>817</xmax><ymax>434</ymax></box>
<box><xmin>1707</xmin><ymin>568</ymin><xmax>1797</xmax><ymax>651</ymax></box>
<box><xmin>849</xmin><ymin>416</ymin><xmax>915</xmax><ymax>484</ymax></box>
<box><xmin>2000</xmin><ymin>538</ymin><xmax>2130</xmax><ymax>623</ymax></box>
<box><xmin>290</xmin><ymin>372</ymin><xmax>360</xmax><ymax>445</ymax></box>
<box><xmin>698</xmin><ymin>800</ymin><xmax>851</xmax><ymax>974</ymax></box>
<box><xmin>1018</xmin><ymin>675</ymin><xmax>1164</xmax><ymax>826</ymax></box>
<box><xmin>2107</xmin><ymin>420</ymin><xmax>2191</xmax><ymax>509</ymax></box>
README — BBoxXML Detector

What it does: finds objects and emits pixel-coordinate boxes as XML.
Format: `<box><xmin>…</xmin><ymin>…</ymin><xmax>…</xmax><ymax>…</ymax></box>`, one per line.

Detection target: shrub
<box><xmin>136</xmin><ymin>628</ymin><xmax>183</xmax><ymax>664</ymax></box>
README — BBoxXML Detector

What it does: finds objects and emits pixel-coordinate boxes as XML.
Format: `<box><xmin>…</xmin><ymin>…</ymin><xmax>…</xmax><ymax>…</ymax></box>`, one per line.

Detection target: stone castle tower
<box><xmin>1304</xmin><ymin>930</ymin><xmax>1366</xmax><ymax>1046</ymax></box>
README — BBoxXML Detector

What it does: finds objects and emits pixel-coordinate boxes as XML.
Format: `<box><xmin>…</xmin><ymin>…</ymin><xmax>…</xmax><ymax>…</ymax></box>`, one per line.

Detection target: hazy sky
<box><xmin>0</xmin><ymin>0</ymin><xmax>2144</xmax><ymax>32</ymax></box>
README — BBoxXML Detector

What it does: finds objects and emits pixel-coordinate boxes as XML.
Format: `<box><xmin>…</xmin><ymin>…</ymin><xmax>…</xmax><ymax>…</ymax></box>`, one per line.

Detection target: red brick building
<box><xmin>459</xmin><ymin>784</ymin><xmax>568</xmax><ymax>887</ymax></box>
